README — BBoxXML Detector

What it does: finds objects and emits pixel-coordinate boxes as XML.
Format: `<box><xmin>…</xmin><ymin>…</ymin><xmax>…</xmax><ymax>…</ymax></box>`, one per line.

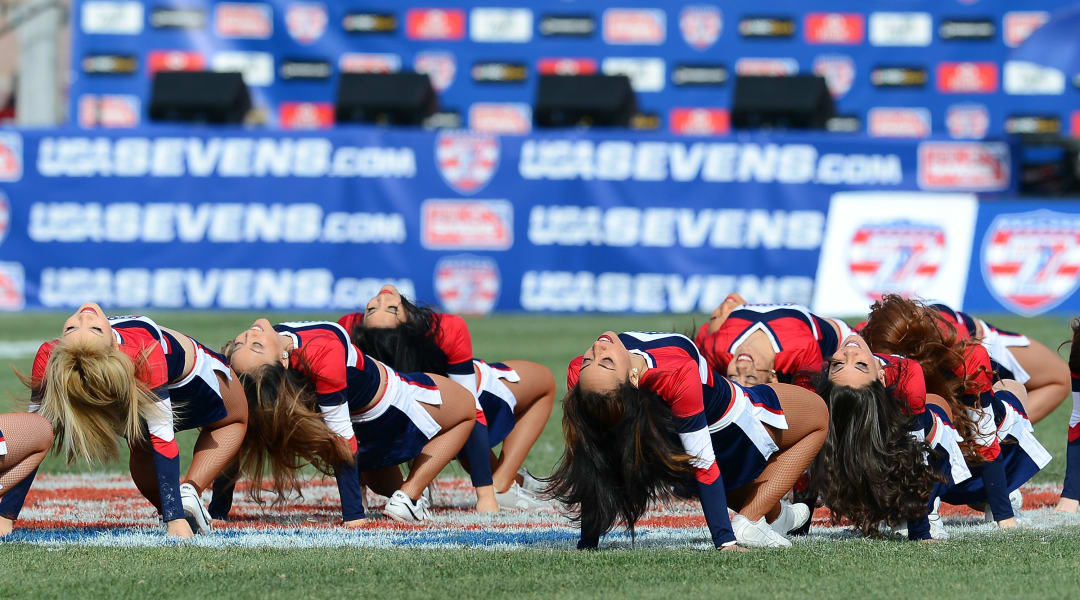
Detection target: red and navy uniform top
<box><xmin>271</xmin><ymin>321</ymin><xmax>378</xmax><ymax>521</ymax></box>
<box><xmin>26</xmin><ymin>316</ymin><xmax>183</xmax><ymax>522</ymax></box>
<box><xmin>567</xmin><ymin>331</ymin><xmax>737</xmax><ymax>548</ymax></box>
<box><xmin>876</xmin><ymin>353</ymin><xmax>927</xmax><ymax>417</ymax></box>
<box><xmin>695</xmin><ymin>303</ymin><xmax>843</xmax><ymax>379</ymax></box>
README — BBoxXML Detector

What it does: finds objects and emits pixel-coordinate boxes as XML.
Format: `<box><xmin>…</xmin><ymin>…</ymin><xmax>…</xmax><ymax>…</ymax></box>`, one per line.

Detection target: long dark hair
<box><xmin>350</xmin><ymin>296</ymin><xmax>450</xmax><ymax>375</ymax></box>
<box><xmin>860</xmin><ymin>294</ymin><xmax>982</xmax><ymax>463</ymax></box>
<box><xmin>546</xmin><ymin>382</ymin><xmax>697</xmax><ymax>542</ymax></box>
<box><xmin>810</xmin><ymin>375</ymin><xmax>947</xmax><ymax>537</ymax></box>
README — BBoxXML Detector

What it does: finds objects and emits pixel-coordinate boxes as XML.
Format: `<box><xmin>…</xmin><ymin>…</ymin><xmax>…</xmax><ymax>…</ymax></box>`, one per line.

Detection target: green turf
<box><xmin>1</xmin><ymin>311</ymin><xmax>1076</xmax><ymax>599</ymax></box>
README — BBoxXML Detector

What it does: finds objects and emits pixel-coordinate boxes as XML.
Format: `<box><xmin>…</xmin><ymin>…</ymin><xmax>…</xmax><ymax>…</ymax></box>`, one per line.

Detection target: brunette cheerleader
<box><xmin>339</xmin><ymin>284</ymin><xmax>555</xmax><ymax>511</ymax></box>
<box><xmin>549</xmin><ymin>330</ymin><xmax>828</xmax><ymax>550</ymax></box>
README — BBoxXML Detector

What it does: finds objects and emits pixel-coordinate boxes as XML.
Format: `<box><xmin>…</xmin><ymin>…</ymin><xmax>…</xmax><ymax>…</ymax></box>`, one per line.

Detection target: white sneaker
<box><xmin>769</xmin><ymin>501</ymin><xmax>810</xmax><ymax>535</ymax></box>
<box><xmin>495</xmin><ymin>482</ymin><xmax>551</xmax><ymax>511</ymax></box>
<box><xmin>180</xmin><ymin>482</ymin><xmax>212</xmax><ymax>535</ymax></box>
<box><xmin>928</xmin><ymin>497</ymin><xmax>948</xmax><ymax>540</ymax></box>
<box><xmin>517</xmin><ymin>467</ymin><xmax>546</xmax><ymax>494</ymax></box>
<box><xmin>384</xmin><ymin>490</ymin><xmax>431</xmax><ymax>523</ymax></box>
<box><xmin>732</xmin><ymin>514</ymin><xmax>792</xmax><ymax>548</ymax></box>
<box><xmin>984</xmin><ymin>489</ymin><xmax>1024</xmax><ymax>523</ymax></box>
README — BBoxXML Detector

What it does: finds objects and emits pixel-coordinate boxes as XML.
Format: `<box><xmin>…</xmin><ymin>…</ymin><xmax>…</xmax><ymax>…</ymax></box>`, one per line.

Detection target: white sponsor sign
<box><xmin>601</xmin><ymin>57</ymin><xmax>666</xmax><ymax>92</ymax></box>
<box><xmin>212</xmin><ymin>51</ymin><xmax>275</xmax><ymax>87</ymax></box>
<box><xmin>470</xmin><ymin>8</ymin><xmax>533</xmax><ymax>42</ymax></box>
<box><xmin>868</xmin><ymin>12</ymin><xmax>931</xmax><ymax>46</ymax></box>
<box><xmin>81</xmin><ymin>1</ymin><xmax>144</xmax><ymax>34</ymax></box>
<box><xmin>812</xmin><ymin>192</ymin><xmax>978</xmax><ymax>317</ymax></box>
<box><xmin>1003</xmin><ymin>61</ymin><xmax>1065</xmax><ymax>95</ymax></box>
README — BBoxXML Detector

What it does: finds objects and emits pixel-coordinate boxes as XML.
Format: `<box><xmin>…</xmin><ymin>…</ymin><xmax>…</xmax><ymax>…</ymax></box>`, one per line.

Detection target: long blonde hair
<box><xmin>18</xmin><ymin>338</ymin><xmax>163</xmax><ymax>465</ymax></box>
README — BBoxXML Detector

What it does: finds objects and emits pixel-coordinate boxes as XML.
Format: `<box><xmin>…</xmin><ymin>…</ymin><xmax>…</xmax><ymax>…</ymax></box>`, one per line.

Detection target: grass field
<box><xmin>2</xmin><ymin>311</ymin><xmax>1079</xmax><ymax>599</ymax></box>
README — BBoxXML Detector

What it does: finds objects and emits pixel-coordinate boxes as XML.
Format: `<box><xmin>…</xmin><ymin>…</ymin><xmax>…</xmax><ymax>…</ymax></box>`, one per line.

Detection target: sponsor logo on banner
<box><xmin>415</xmin><ymin>52</ymin><xmax>456</xmax><ymax>92</ymax></box>
<box><xmin>847</xmin><ymin>221</ymin><xmax>946</xmax><ymax>300</ymax></box>
<box><xmin>537</xmin><ymin>58</ymin><xmax>597</xmax><ymax>76</ymax></box>
<box><xmin>470</xmin><ymin>8</ymin><xmax>532</xmax><ymax>42</ymax></box>
<box><xmin>1073</xmin><ymin>111</ymin><xmax>1080</xmax><ymax>137</ymax></box>
<box><xmin>82</xmin><ymin>54</ymin><xmax>137</xmax><ymax>75</ymax></box>
<box><xmin>342</xmin><ymin>12</ymin><xmax>396</xmax><ymax>33</ymax></box>
<box><xmin>471</xmin><ymin>62</ymin><xmax>528</xmax><ymax>83</ymax></box>
<box><xmin>0</xmin><ymin>262</ymin><xmax>25</xmax><ymax>311</ymax></box>
<box><xmin>631</xmin><ymin>113</ymin><xmax>661</xmax><ymax>131</ymax></box>
<box><xmin>669</xmin><ymin>108</ymin><xmax>730</xmax><ymax>135</ymax></box>
<box><xmin>406</xmin><ymin>8</ymin><xmax>465</xmax><ymax>40</ymax></box>
<box><xmin>867</xmin><ymin>107</ymin><xmax>931</xmax><ymax>138</ymax></box>
<box><xmin>78</xmin><ymin>95</ymin><xmax>140</xmax><ymax>128</ymax></box>
<box><xmin>826</xmin><ymin>115</ymin><xmax>862</xmax><ymax>133</ymax></box>
<box><xmin>0</xmin><ymin>133</ymin><xmax>21</xmax><ymax>182</ymax></box>
<box><xmin>804</xmin><ymin>13</ymin><xmax>864</xmax><ymax>44</ymax></box>
<box><xmin>937</xmin><ymin>62</ymin><xmax>997</xmax><ymax>93</ymax></box>
<box><xmin>280</xmin><ymin>59</ymin><xmax>332</xmax><ymax>81</ymax></box>
<box><xmin>735</xmin><ymin>57</ymin><xmax>798</xmax><ymax>77</ymax></box>
<box><xmin>81</xmin><ymin>1</ymin><xmax>144</xmax><ymax>34</ymax></box>
<box><xmin>603</xmin><ymin>9</ymin><xmax>665</xmax><ymax>44</ymax></box>
<box><xmin>946</xmin><ymin>104</ymin><xmax>989</xmax><ymax>139</ymax></box>
<box><xmin>278</xmin><ymin>102</ymin><xmax>334</xmax><ymax>129</ymax></box>
<box><xmin>1003</xmin><ymin>61</ymin><xmax>1065</xmax><ymax>95</ymax></box>
<box><xmin>435</xmin><ymin>255</ymin><xmax>500</xmax><ymax>315</ymax></box>
<box><xmin>871</xmin><ymin>66</ymin><xmax>927</xmax><ymax>88</ymax></box>
<box><xmin>738</xmin><ymin>16</ymin><xmax>795</xmax><ymax>38</ymax></box>
<box><xmin>436</xmin><ymin>132</ymin><xmax>500</xmax><ymax>194</ymax></box>
<box><xmin>421</xmin><ymin>200</ymin><xmax>513</xmax><ymax>250</ymax></box>
<box><xmin>868</xmin><ymin>12</ymin><xmax>932</xmax><ymax>46</ymax></box>
<box><xmin>1003</xmin><ymin>11</ymin><xmax>1049</xmax><ymax>47</ymax></box>
<box><xmin>680</xmin><ymin>5</ymin><xmax>722</xmax><ymax>50</ymax></box>
<box><xmin>1005</xmin><ymin>115</ymin><xmax>1061</xmax><ymax>135</ymax></box>
<box><xmin>601</xmin><ymin>58</ymin><xmax>665</xmax><ymax>92</ymax></box>
<box><xmin>672</xmin><ymin>64</ymin><xmax>727</xmax><ymax>86</ymax></box>
<box><xmin>983</xmin><ymin>210</ymin><xmax>1080</xmax><ymax>315</ymax></box>
<box><xmin>339</xmin><ymin>53</ymin><xmax>400</xmax><ymax>74</ymax></box>
<box><xmin>813</xmin><ymin>55</ymin><xmax>855</xmax><ymax>98</ymax></box>
<box><xmin>285</xmin><ymin>3</ymin><xmax>328</xmax><ymax>44</ymax></box>
<box><xmin>215</xmin><ymin>3</ymin><xmax>273</xmax><ymax>39</ymax></box>
<box><xmin>918</xmin><ymin>142</ymin><xmax>1010</xmax><ymax>190</ymax></box>
<box><xmin>147</xmin><ymin>50</ymin><xmax>206</xmax><ymax>74</ymax></box>
<box><xmin>212</xmin><ymin>51</ymin><xmax>275</xmax><ymax>86</ymax></box>
<box><xmin>0</xmin><ymin>192</ymin><xmax>9</xmax><ymax>245</ymax></box>
<box><xmin>812</xmin><ymin>192</ymin><xmax>978</xmax><ymax>316</ymax></box>
<box><xmin>938</xmin><ymin>18</ymin><xmax>994</xmax><ymax>41</ymax></box>
<box><xmin>468</xmin><ymin>103</ymin><xmax>531</xmax><ymax>134</ymax></box>
<box><xmin>539</xmin><ymin>14</ymin><xmax>595</xmax><ymax>37</ymax></box>
<box><xmin>150</xmin><ymin>7</ymin><xmax>206</xmax><ymax>30</ymax></box>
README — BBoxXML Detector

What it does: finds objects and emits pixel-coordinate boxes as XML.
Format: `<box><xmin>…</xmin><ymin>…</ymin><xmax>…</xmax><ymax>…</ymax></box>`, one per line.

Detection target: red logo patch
<box><xmin>339</xmin><ymin>53</ymin><xmax>400</xmax><ymax>74</ymax></box>
<box><xmin>468</xmin><ymin>103</ymin><xmax>531</xmax><ymax>134</ymax></box>
<box><xmin>406</xmin><ymin>8</ymin><xmax>465</xmax><ymax>40</ymax></box>
<box><xmin>983</xmin><ymin>210</ymin><xmax>1080</xmax><ymax>315</ymax></box>
<box><xmin>537</xmin><ymin>57</ymin><xmax>597</xmax><ymax>76</ymax></box>
<box><xmin>867</xmin><ymin>107</ymin><xmax>931</xmax><ymax>138</ymax></box>
<box><xmin>285</xmin><ymin>3</ymin><xmax>327</xmax><ymax>44</ymax></box>
<box><xmin>278</xmin><ymin>102</ymin><xmax>334</xmax><ymax>129</ymax></box>
<box><xmin>1003</xmin><ymin>11</ymin><xmax>1048</xmax><ymax>48</ymax></box>
<box><xmin>78</xmin><ymin>95</ymin><xmax>140</xmax><ymax>128</ymax></box>
<box><xmin>0</xmin><ymin>132</ymin><xmax>22</xmax><ymax>182</ymax></box>
<box><xmin>669</xmin><ymin>108</ymin><xmax>730</xmax><ymax>135</ymax></box>
<box><xmin>436</xmin><ymin>132</ymin><xmax>500</xmax><ymax>194</ymax></box>
<box><xmin>0</xmin><ymin>261</ymin><xmax>24</xmax><ymax>311</ymax></box>
<box><xmin>734</xmin><ymin>57</ymin><xmax>798</xmax><ymax>77</ymax></box>
<box><xmin>848</xmin><ymin>221</ymin><xmax>946</xmax><ymax>301</ymax></box>
<box><xmin>945</xmin><ymin>104</ymin><xmax>990</xmax><ymax>139</ymax></box>
<box><xmin>421</xmin><ymin>200</ymin><xmax>513</xmax><ymax>250</ymax></box>
<box><xmin>812</xmin><ymin>55</ymin><xmax>855</xmax><ymax>98</ymax></box>
<box><xmin>804</xmin><ymin>13</ymin><xmax>864</xmax><ymax>44</ymax></box>
<box><xmin>214</xmin><ymin>3</ymin><xmax>273</xmax><ymax>39</ymax></box>
<box><xmin>434</xmin><ymin>255</ymin><xmax>500</xmax><ymax>315</ymax></box>
<box><xmin>147</xmin><ymin>50</ymin><xmax>206</xmax><ymax>74</ymax></box>
<box><xmin>937</xmin><ymin>62</ymin><xmax>998</xmax><ymax>93</ymax></box>
<box><xmin>918</xmin><ymin>142</ymin><xmax>1011</xmax><ymax>191</ymax></box>
<box><xmin>602</xmin><ymin>8</ymin><xmax>666</xmax><ymax>44</ymax></box>
<box><xmin>679</xmin><ymin>5</ymin><xmax>721</xmax><ymax>50</ymax></box>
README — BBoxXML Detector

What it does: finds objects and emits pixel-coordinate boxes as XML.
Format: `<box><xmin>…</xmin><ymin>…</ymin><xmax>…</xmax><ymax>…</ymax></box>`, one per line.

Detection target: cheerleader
<box><xmin>549</xmin><ymin>330</ymin><xmax>828</xmax><ymax>550</ymax></box>
<box><xmin>1056</xmin><ymin>319</ymin><xmax>1080</xmax><ymax>513</ymax></box>
<box><xmin>861</xmin><ymin>295</ymin><xmax>1051</xmax><ymax>528</ymax></box>
<box><xmin>3</xmin><ymin>303</ymin><xmax>247</xmax><ymax>538</ymax></box>
<box><xmin>813</xmin><ymin>332</ymin><xmax>972</xmax><ymax>540</ymax></box>
<box><xmin>339</xmin><ymin>284</ymin><xmax>555</xmax><ymax>512</ymax></box>
<box><xmin>930</xmin><ymin>303</ymin><xmax>1068</xmax><ymax>423</ymax></box>
<box><xmin>694</xmin><ymin>295</ymin><xmax>852</xmax><ymax>386</ymax></box>
<box><xmin>0</xmin><ymin>413</ymin><xmax>53</xmax><ymax>537</ymax></box>
<box><xmin>221</xmin><ymin>319</ymin><xmax>474</xmax><ymax>524</ymax></box>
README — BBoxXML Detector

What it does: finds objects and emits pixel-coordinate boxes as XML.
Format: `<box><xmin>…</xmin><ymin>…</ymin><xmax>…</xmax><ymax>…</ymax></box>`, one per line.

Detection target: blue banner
<box><xmin>0</xmin><ymin>127</ymin><xmax>1009</xmax><ymax>312</ymax></box>
<box><xmin>964</xmin><ymin>199</ymin><xmax>1080</xmax><ymax>316</ymax></box>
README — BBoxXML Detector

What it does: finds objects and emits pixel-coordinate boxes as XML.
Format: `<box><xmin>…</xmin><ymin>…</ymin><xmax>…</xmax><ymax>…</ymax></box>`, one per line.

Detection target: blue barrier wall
<box><xmin>71</xmin><ymin>0</ymin><xmax>1080</xmax><ymax>136</ymax></box>
<box><xmin>0</xmin><ymin>127</ymin><xmax>1017</xmax><ymax>313</ymax></box>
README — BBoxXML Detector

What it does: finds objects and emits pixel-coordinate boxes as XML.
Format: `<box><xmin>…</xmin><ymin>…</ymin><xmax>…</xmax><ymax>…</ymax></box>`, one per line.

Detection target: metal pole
<box><xmin>15</xmin><ymin>0</ymin><xmax>61</xmax><ymax>126</ymax></box>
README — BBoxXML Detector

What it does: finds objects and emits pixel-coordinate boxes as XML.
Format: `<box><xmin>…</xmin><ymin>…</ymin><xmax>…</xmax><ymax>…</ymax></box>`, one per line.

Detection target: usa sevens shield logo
<box><xmin>285</xmin><ymin>3</ymin><xmax>327</xmax><ymax>44</ymax></box>
<box><xmin>435</xmin><ymin>131</ymin><xmax>500</xmax><ymax>194</ymax></box>
<box><xmin>680</xmin><ymin>5</ymin><xmax>721</xmax><ymax>50</ymax></box>
<box><xmin>434</xmin><ymin>255</ymin><xmax>500</xmax><ymax>315</ymax></box>
<box><xmin>847</xmin><ymin>220</ymin><xmax>946</xmax><ymax>300</ymax></box>
<box><xmin>982</xmin><ymin>209</ymin><xmax>1080</xmax><ymax>315</ymax></box>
